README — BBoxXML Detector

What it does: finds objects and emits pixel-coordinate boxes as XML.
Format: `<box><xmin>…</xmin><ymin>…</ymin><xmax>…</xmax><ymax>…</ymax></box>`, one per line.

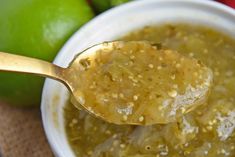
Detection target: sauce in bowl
<box><xmin>65</xmin><ymin>24</ymin><xmax>235</xmax><ymax>157</ymax></box>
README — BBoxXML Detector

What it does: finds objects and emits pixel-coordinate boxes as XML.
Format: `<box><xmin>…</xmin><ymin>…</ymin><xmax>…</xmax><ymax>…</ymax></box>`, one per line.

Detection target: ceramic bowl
<box><xmin>41</xmin><ymin>0</ymin><xmax>235</xmax><ymax>156</ymax></box>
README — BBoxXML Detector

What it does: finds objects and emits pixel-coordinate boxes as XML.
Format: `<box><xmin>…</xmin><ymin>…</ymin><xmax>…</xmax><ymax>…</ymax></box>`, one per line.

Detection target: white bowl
<box><xmin>41</xmin><ymin>0</ymin><xmax>235</xmax><ymax>156</ymax></box>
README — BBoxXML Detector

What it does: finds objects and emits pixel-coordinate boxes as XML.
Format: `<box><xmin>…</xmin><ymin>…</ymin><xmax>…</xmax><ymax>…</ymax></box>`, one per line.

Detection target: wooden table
<box><xmin>0</xmin><ymin>102</ymin><xmax>54</xmax><ymax>157</ymax></box>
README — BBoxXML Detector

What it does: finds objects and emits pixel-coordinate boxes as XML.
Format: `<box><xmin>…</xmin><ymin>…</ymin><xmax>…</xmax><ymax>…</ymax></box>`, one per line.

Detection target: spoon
<box><xmin>0</xmin><ymin>41</ymin><xmax>213</xmax><ymax>125</ymax></box>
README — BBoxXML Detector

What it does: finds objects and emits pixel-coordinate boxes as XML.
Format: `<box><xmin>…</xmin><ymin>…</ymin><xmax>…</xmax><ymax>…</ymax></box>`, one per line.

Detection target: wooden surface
<box><xmin>0</xmin><ymin>102</ymin><xmax>54</xmax><ymax>157</ymax></box>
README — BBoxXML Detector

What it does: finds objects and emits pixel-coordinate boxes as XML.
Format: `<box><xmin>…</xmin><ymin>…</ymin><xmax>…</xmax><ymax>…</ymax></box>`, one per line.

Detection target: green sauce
<box><xmin>65</xmin><ymin>24</ymin><xmax>235</xmax><ymax>157</ymax></box>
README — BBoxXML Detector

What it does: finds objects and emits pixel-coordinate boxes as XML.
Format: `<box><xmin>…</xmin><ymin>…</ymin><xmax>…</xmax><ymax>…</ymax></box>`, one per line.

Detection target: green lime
<box><xmin>0</xmin><ymin>0</ymin><xmax>94</xmax><ymax>107</ymax></box>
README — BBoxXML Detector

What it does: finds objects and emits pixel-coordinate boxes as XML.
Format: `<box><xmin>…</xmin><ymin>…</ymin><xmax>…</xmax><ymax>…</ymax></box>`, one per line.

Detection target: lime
<box><xmin>0</xmin><ymin>0</ymin><xmax>94</xmax><ymax>107</ymax></box>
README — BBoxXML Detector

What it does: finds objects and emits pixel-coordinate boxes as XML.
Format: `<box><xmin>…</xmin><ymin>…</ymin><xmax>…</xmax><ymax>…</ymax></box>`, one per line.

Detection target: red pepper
<box><xmin>217</xmin><ymin>0</ymin><xmax>235</xmax><ymax>9</ymax></box>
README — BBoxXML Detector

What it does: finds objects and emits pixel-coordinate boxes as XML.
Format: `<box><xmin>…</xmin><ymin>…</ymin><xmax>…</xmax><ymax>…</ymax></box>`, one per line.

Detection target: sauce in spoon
<box><xmin>68</xmin><ymin>41</ymin><xmax>213</xmax><ymax>125</ymax></box>
<box><xmin>0</xmin><ymin>41</ymin><xmax>213</xmax><ymax>125</ymax></box>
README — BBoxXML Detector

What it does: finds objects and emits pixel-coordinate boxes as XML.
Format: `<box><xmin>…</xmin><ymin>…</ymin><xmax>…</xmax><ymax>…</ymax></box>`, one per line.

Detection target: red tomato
<box><xmin>217</xmin><ymin>0</ymin><xmax>235</xmax><ymax>9</ymax></box>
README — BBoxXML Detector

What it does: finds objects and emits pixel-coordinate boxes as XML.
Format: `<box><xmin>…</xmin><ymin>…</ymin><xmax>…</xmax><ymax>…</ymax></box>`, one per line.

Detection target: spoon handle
<box><xmin>0</xmin><ymin>51</ymin><xmax>68</xmax><ymax>86</ymax></box>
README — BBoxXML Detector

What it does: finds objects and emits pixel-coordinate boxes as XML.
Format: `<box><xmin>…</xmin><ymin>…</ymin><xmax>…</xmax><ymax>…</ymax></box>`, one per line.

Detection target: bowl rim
<box><xmin>53</xmin><ymin>0</ymin><xmax>235</xmax><ymax>66</ymax></box>
<box><xmin>52</xmin><ymin>0</ymin><xmax>235</xmax><ymax>67</ymax></box>
<box><xmin>41</xmin><ymin>0</ymin><xmax>235</xmax><ymax>157</ymax></box>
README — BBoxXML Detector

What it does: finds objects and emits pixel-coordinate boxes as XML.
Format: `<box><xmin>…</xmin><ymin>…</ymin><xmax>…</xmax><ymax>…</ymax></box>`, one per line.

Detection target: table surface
<box><xmin>0</xmin><ymin>102</ymin><xmax>54</xmax><ymax>157</ymax></box>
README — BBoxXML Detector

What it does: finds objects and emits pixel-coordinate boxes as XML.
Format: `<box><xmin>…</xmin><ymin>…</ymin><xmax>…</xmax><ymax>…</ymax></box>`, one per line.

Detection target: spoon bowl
<box><xmin>66</xmin><ymin>41</ymin><xmax>213</xmax><ymax>125</ymax></box>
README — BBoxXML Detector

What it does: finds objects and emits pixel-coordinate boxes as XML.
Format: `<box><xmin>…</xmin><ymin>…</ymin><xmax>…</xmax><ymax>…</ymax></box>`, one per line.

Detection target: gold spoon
<box><xmin>0</xmin><ymin>41</ymin><xmax>213</xmax><ymax>125</ymax></box>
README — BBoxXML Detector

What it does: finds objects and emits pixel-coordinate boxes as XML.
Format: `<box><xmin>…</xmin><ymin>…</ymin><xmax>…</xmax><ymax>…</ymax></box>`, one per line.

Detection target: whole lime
<box><xmin>0</xmin><ymin>0</ymin><xmax>94</xmax><ymax>107</ymax></box>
